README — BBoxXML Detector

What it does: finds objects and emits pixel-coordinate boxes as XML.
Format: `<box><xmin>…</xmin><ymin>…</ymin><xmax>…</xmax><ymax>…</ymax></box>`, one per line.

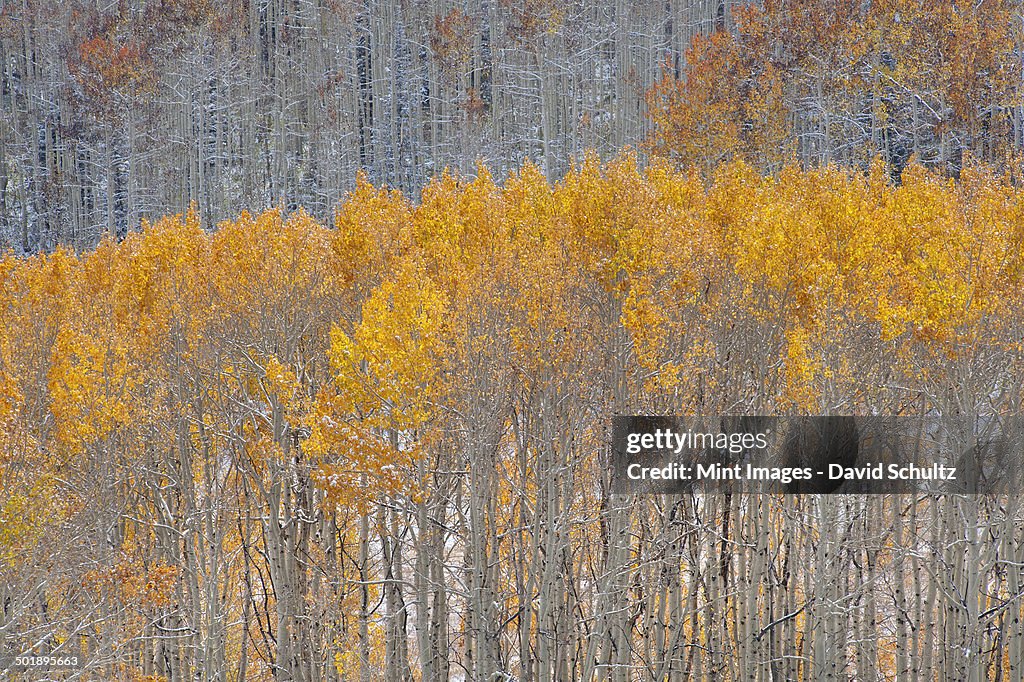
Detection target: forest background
<box><xmin>3</xmin><ymin>0</ymin><xmax>1023</xmax><ymax>251</ymax></box>
<box><xmin>4</xmin><ymin>0</ymin><xmax>1024</xmax><ymax>681</ymax></box>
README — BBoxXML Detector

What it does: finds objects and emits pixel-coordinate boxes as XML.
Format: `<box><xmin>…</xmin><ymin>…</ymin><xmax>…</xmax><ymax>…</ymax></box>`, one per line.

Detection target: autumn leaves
<box><xmin>2</xmin><ymin>154</ymin><xmax>1021</xmax><ymax>479</ymax></box>
<box><xmin>645</xmin><ymin>0</ymin><xmax>1022</xmax><ymax>175</ymax></box>
<box><xmin>3</xmin><ymin>153</ymin><xmax>1024</xmax><ymax>678</ymax></box>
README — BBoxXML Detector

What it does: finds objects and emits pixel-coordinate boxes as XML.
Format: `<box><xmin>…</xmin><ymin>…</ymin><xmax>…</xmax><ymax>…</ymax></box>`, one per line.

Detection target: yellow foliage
<box><xmin>48</xmin><ymin>327</ymin><xmax>135</xmax><ymax>452</ymax></box>
<box><xmin>0</xmin><ymin>157</ymin><xmax>1017</xmax><ymax>470</ymax></box>
<box><xmin>2</xmin><ymin>154</ymin><xmax>1023</xmax><ymax>680</ymax></box>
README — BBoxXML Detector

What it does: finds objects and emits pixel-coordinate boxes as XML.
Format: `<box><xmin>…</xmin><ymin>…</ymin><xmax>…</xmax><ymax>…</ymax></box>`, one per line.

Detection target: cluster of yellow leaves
<box><xmin>48</xmin><ymin>327</ymin><xmax>135</xmax><ymax>450</ymax></box>
<box><xmin>0</xmin><ymin>155</ymin><xmax>1021</xmax><ymax>516</ymax></box>
<box><xmin>0</xmin><ymin>483</ymin><xmax>52</xmax><ymax>566</ymax></box>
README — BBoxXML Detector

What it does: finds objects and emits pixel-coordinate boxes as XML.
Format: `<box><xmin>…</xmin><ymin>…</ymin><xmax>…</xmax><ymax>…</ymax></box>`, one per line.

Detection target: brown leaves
<box><xmin>70</xmin><ymin>35</ymin><xmax>156</xmax><ymax>121</ymax></box>
<box><xmin>82</xmin><ymin>556</ymin><xmax>179</xmax><ymax>610</ymax></box>
<box><xmin>431</xmin><ymin>9</ymin><xmax>476</xmax><ymax>80</ymax></box>
<box><xmin>646</xmin><ymin>0</ymin><xmax>1024</xmax><ymax>174</ymax></box>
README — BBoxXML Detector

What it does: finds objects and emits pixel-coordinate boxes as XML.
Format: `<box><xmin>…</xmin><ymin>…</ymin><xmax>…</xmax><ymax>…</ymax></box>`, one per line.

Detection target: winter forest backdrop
<box><xmin>4</xmin><ymin>1</ymin><xmax>1024</xmax><ymax>682</ymax></box>
<box><xmin>2</xmin><ymin>0</ymin><xmax>1022</xmax><ymax>251</ymax></box>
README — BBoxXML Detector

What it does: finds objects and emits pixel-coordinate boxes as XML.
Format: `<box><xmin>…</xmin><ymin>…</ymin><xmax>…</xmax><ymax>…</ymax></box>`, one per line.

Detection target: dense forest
<box><xmin>2</xmin><ymin>0</ymin><xmax>1023</xmax><ymax>252</ymax></box>
<box><xmin>4</xmin><ymin>0</ymin><xmax>1024</xmax><ymax>681</ymax></box>
<box><xmin>1</xmin><ymin>0</ymin><xmax>712</xmax><ymax>251</ymax></box>
<box><xmin>3</xmin><ymin>157</ymin><xmax>1024</xmax><ymax>680</ymax></box>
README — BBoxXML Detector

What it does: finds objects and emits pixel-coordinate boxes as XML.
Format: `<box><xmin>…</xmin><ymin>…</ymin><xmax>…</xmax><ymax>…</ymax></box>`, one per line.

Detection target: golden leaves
<box><xmin>307</xmin><ymin>260</ymin><xmax>451</xmax><ymax>502</ymax></box>
<box><xmin>48</xmin><ymin>327</ymin><xmax>135</xmax><ymax>452</ymax></box>
<box><xmin>2</xmin><ymin>155</ymin><xmax>1023</xmax><ymax>506</ymax></box>
<box><xmin>645</xmin><ymin>36</ymin><xmax>745</xmax><ymax>173</ymax></box>
<box><xmin>330</xmin><ymin>261</ymin><xmax>450</xmax><ymax>426</ymax></box>
<box><xmin>430</xmin><ymin>9</ymin><xmax>476</xmax><ymax>80</ymax></box>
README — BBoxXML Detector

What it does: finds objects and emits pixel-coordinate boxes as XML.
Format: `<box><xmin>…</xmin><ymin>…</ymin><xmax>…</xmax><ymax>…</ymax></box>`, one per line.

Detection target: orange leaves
<box><xmin>501</xmin><ymin>0</ymin><xmax>565</xmax><ymax>44</ymax></box>
<box><xmin>0</xmin><ymin>256</ymin><xmax>20</xmax><ymax>421</ymax></box>
<box><xmin>210</xmin><ymin>208</ymin><xmax>331</xmax><ymax>316</ymax></box>
<box><xmin>867</xmin><ymin>0</ymin><xmax>1019</xmax><ymax>131</ymax></box>
<box><xmin>82</xmin><ymin>556</ymin><xmax>179</xmax><ymax>611</ymax></box>
<box><xmin>782</xmin><ymin>324</ymin><xmax>821</xmax><ymax>411</ymax></box>
<box><xmin>0</xmin><ymin>368</ymin><xmax>18</xmax><ymax>423</ymax></box>
<box><xmin>621</xmin><ymin>282</ymin><xmax>670</xmax><ymax>375</ymax></box>
<box><xmin>645</xmin><ymin>19</ymin><xmax>795</xmax><ymax>173</ymax></box>
<box><xmin>851</xmin><ymin>161</ymin><xmax>1022</xmax><ymax>345</ymax></box>
<box><xmin>77</xmin><ymin>36</ymin><xmax>149</xmax><ymax>88</ymax></box>
<box><xmin>332</xmin><ymin>173</ymin><xmax>410</xmax><ymax>296</ymax></box>
<box><xmin>647</xmin><ymin>0</ymin><xmax>1024</xmax><ymax>173</ymax></box>
<box><xmin>645</xmin><ymin>35</ymin><xmax>745</xmax><ymax>173</ymax></box>
<box><xmin>430</xmin><ymin>9</ymin><xmax>476</xmax><ymax>80</ymax></box>
<box><xmin>71</xmin><ymin>34</ymin><xmax>156</xmax><ymax>120</ymax></box>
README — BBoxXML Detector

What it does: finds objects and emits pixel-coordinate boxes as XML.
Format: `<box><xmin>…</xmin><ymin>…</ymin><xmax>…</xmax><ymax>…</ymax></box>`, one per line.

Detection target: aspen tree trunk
<box><xmin>465</xmin><ymin>435</ymin><xmax>501</xmax><ymax>681</ymax></box>
<box><xmin>534</xmin><ymin>394</ymin><xmax>576</xmax><ymax>682</ymax></box>
<box><xmin>773</xmin><ymin>499</ymin><xmax>796</xmax><ymax>682</ymax></box>
<box><xmin>238</xmin><ymin>516</ymin><xmax>252</xmax><ymax>682</ymax></box>
<box><xmin>22</xmin><ymin>14</ymin><xmax>36</xmax><ymax>250</ymax></box>
<box><xmin>613</xmin><ymin>0</ymin><xmax>628</xmax><ymax>152</ymax></box>
<box><xmin>511</xmin><ymin>406</ymin><xmax>536</xmax><ymax>682</ymax></box>
<box><xmin>580</xmin><ymin>464</ymin><xmax>633</xmax><ymax>682</ymax></box>
<box><xmin>704</xmin><ymin>494</ymin><xmax>724</xmax><ymax>681</ymax></box>
<box><xmin>894</xmin><ymin>493</ymin><xmax>908</xmax><ymax>681</ymax></box>
<box><xmin>424</xmin><ymin>479</ymin><xmax>451</xmax><ymax>682</ymax></box>
<box><xmin>810</xmin><ymin>496</ymin><xmax>828</xmax><ymax>680</ymax></box>
<box><xmin>920</xmin><ymin>497</ymin><xmax>938</xmax><ymax>679</ymax></box>
<box><xmin>909</xmin><ymin>495</ymin><xmax>922</xmax><ymax>682</ymax></box>
<box><xmin>380</xmin><ymin>503</ymin><xmax>412</xmax><ymax>682</ymax></box>
<box><xmin>750</xmin><ymin>495</ymin><xmax>770</xmax><ymax>681</ymax></box>
<box><xmin>964</xmin><ymin>496</ymin><xmax>983</xmax><ymax>682</ymax></box>
<box><xmin>654</xmin><ymin>501</ymin><xmax>691</xmax><ymax>680</ymax></box>
<box><xmin>413</xmin><ymin>455</ymin><xmax>435</xmax><ymax>682</ymax></box>
<box><xmin>939</xmin><ymin>495</ymin><xmax>958</xmax><ymax>680</ymax></box>
<box><xmin>861</xmin><ymin>495</ymin><xmax>879</xmax><ymax>682</ymax></box>
<box><xmin>0</xmin><ymin>39</ymin><xmax>8</xmax><ymax>247</ymax></box>
<box><xmin>358</xmin><ymin>506</ymin><xmax>372</xmax><ymax>682</ymax></box>
<box><xmin>536</xmin><ymin>42</ymin><xmax>553</xmax><ymax>180</ymax></box>
<box><xmin>197</xmin><ymin>413</ymin><xmax>228</xmax><ymax>682</ymax></box>
<box><xmin>1011</xmin><ymin>503</ymin><xmax>1024</xmax><ymax>678</ymax></box>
